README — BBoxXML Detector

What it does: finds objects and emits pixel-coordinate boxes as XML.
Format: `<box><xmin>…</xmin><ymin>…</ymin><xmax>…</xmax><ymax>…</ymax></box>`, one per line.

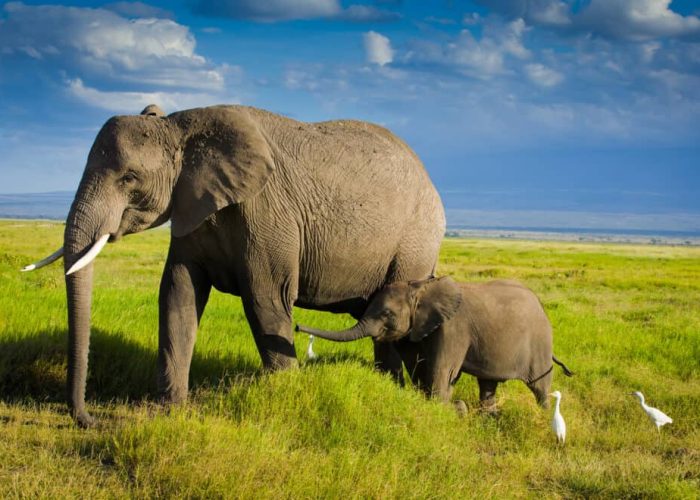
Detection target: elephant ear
<box><xmin>171</xmin><ymin>108</ymin><xmax>276</xmax><ymax>237</ymax></box>
<box><xmin>409</xmin><ymin>277</ymin><xmax>462</xmax><ymax>342</ymax></box>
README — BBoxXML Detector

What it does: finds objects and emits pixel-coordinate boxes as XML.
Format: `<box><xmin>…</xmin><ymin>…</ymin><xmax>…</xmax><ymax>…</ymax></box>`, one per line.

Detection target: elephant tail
<box><xmin>552</xmin><ymin>355</ymin><xmax>574</xmax><ymax>377</ymax></box>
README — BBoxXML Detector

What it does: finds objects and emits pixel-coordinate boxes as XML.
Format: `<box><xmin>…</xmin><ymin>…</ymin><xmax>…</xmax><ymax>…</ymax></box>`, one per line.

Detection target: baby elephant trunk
<box><xmin>295</xmin><ymin>321</ymin><xmax>369</xmax><ymax>342</ymax></box>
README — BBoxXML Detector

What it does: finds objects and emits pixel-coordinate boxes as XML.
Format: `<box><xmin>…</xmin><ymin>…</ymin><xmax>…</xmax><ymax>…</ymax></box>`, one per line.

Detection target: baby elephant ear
<box><xmin>140</xmin><ymin>104</ymin><xmax>165</xmax><ymax>117</ymax></box>
<box><xmin>409</xmin><ymin>277</ymin><xmax>462</xmax><ymax>342</ymax></box>
<box><xmin>171</xmin><ymin>107</ymin><xmax>276</xmax><ymax>237</ymax></box>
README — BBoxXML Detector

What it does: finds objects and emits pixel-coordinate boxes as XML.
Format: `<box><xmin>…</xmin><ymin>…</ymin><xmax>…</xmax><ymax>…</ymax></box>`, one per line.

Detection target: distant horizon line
<box><xmin>1</xmin><ymin>191</ymin><xmax>698</xmax><ymax>238</ymax></box>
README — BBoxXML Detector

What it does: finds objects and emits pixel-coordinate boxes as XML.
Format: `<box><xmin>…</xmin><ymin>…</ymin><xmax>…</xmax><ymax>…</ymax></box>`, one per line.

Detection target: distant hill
<box><xmin>0</xmin><ymin>192</ymin><xmax>72</xmax><ymax>220</ymax></box>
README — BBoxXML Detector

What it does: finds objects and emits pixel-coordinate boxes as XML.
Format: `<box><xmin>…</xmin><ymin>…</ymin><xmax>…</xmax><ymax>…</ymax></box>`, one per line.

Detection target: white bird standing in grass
<box><xmin>550</xmin><ymin>391</ymin><xmax>566</xmax><ymax>444</ymax></box>
<box><xmin>630</xmin><ymin>391</ymin><xmax>672</xmax><ymax>432</ymax></box>
<box><xmin>306</xmin><ymin>334</ymin><xmax>317</xmax><ymax>360</ymax></box>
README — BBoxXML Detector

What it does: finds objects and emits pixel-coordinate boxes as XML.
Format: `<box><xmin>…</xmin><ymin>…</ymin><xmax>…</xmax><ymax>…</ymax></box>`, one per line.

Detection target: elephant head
<box><xmin>23</xmin><ymin>104</ymin><xmax>276</xmax><ymax>426</ymax></box>
<box><xmin>296</xmin><ymin>276</ymin><xmax>462</xmax><ymax>343</ymax></box>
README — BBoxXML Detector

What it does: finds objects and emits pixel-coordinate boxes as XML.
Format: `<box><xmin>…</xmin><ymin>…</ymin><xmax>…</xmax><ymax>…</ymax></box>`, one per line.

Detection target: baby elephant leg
<box><xmin>477</xmin><ymin>378</ymin><xmax>499</xmax><ymax>411</ymax></box>
<box><xmin>424</xmin><ymin>361</ymin><xmax>460</xmax><ymax>403</ymax></box>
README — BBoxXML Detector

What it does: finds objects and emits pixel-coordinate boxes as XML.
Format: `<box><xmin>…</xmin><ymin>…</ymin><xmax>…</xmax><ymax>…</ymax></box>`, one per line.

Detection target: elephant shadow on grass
<box><xmin>0</xmin><ymin>328</ymin><xmax>261</xmax><ymax>404</ymax></box>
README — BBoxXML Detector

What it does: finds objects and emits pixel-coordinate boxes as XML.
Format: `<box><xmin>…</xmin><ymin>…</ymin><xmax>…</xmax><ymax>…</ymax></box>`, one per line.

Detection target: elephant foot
<box><xmin>72</xmin><ymin>410</ymin><xmax>96</xmax><ymax>429</ymax></box>
<box><xmin>158</xmin><ymin>391</ymin><xmax>187</xmax><ymax>408</ymax></box>
<box><xmin>454</xmin><ymin>400</ymin><xmax>468</xmax><ymax>418</ymax></box>
<box><xmin>157</xmin><ymin>378</ymin><xmax>189</xmax><ymax>406</ymax></box>
<box><xmin>257</xmin><ymin>334</ymin><xmax>299</xmax><ymax>371</ymax></box>
<box><xmin>264</xmin><ymin>351</ymin><xmax>299</xmax><ymax>371</ymax></box>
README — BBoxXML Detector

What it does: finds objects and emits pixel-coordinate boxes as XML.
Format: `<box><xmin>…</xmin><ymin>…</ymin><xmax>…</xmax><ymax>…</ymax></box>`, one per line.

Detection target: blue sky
<box><xmin>1</xmin><ymin>0</ymin><xmax>699</xmax><ymax>220</ymax></box>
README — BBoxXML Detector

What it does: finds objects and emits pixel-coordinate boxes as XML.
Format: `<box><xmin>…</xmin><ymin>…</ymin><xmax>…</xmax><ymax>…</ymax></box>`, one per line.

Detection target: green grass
<box><xmin>1</xmin><ymin>220</ymin><xmax>699</xmax><ymax>498</ymax></box>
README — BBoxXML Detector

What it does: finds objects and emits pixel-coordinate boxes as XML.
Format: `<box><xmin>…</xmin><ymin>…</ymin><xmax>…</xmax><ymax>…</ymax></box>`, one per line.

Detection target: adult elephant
<box><xmin>24</xmin><ymin>104</ymin><xmax>445</xmax><ymax>427</ymax></box>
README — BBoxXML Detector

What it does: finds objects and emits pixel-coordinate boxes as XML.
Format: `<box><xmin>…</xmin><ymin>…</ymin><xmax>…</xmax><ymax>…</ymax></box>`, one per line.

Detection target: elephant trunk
<box><xmin>64</xmin><ymin>261</ymin><xmax>95</xmax><ymax>427</ymax></box>
<box><xmin>63</xmin><ymin>190</ymin><xmax>117</xmax><ymax>428</ymax></box>
<box><xmin>295</xmin><ymin>321</ymin><xmax>371</xmax><ymax>342</ymax></box>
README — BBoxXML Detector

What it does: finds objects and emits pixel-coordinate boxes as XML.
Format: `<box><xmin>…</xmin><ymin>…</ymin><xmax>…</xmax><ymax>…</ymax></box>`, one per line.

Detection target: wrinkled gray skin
<box><xmin>61</xmin><ymin>104</ymin><xmax>444</xmax><ymax>427</ymax></box>
<box><xmin>299</xmin><ymin>277</ymin><xmax>573</xmax><ymax>409</ymax></box>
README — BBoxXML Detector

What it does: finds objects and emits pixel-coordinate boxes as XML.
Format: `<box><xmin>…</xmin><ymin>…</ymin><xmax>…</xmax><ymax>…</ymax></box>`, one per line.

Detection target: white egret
<box><xmin>306</xmin><ymin>334</ymin><xmax>317</xmax><ymax>360</ymax></box>
<box><xmin>630</xmin><ymin>391</ymin><xmax>672</xmax><ymax>432</ymax></box>
<box><xmin>550</xmin><ymin>390</ymin><xmax>566</xmax><ymax>444</ymax></box>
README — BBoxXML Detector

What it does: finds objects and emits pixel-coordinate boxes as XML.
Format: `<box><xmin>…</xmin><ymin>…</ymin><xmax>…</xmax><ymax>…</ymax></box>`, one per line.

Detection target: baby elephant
<box><xmin>297</xmin><ymin>277</ymin><xmax>573</xmax><ymax>408</ymax></box>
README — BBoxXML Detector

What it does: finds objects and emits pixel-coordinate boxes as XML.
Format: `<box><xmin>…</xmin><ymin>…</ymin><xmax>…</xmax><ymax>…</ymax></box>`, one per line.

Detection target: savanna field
<box><xmin>0</xmin><ymin>220</ymin><xmax>698</xmax><ymax>498</ymax></box>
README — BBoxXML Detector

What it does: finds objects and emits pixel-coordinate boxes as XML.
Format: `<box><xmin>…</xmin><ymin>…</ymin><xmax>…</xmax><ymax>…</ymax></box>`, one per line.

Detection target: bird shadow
<box><xmin>0</xmin><ymin>328</ymin><xmax>260</xmax><ymax>405</ymax></box>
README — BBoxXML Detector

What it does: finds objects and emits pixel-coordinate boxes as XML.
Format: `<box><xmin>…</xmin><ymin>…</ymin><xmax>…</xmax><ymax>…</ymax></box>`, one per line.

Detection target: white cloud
<box><xmin>283</xmin><ymin>65</ymin><xmax>349</xmax><ymax>93</ymax></box>
<box><xmin>525</xmin><ymin>63</ymin><xmax>564</xmax><ymax>87</ymax></box>
<box><xmin>404</xmin><ymin>19</ymin><xmax>530</xmax><ymax>78</ymax></box>
<box><xmin>480</xmin><ymin>0</ymin><xmax>700</xmax><ymax>41</ymax></box>
<box><xmin>66</xmin><ymin>78</ymin><xmax>230</xmax><ymax>113</ymax></box>
<box><xmin>528</xmin><ymin>0</ymin><xmax>571</xmax><ymax>26</ymax></box>
<box><xmin>284</xmin><ymin>68</ymin><xmax>321</xmax><ymax>91</ymax></box>
<box><xmin>0</xmin><ymin>2</ymin><xmax>226</xmax><ymax>90</ymax></box>
<box><xmin>102</xmin><ymin>2</ymin><xmax>174</xmax><ymax>19</ymax></box>
<box><xmin>578</xmin><ymin>0</ymin><xmax>700</xmax><ymax>41</ymax></box>
<box><xmin>493</xmin><ymin>18</ymin><xmax>531</xmax><ymax>59</ymax></box>
<box><xmin>190</xmin><ymin>0</ymin><xmax>398</xmax><ymax>22</ymax></box>
<box><xmin>476</xmin><ymin>0</ymin><xmax>572</xmax><ymax>27</ymax></box>
<box><xmin>338</xmin><ymin>5</ymin><xmax>399</xmax><ymax>22</ymax></box>
<box><xmin>193</xmin><ymin>0</ymin><xmax>339</xmax><ymax>21</ymax></box>
<box><xmin>364</xmin><ymin>31</ymin><xmax>394</xmax><ymax>66</ymax></box>
<box><xmin>462</xmin><ymin>13</ymin><xmax>482</xmax><ymax>26</ymax></box>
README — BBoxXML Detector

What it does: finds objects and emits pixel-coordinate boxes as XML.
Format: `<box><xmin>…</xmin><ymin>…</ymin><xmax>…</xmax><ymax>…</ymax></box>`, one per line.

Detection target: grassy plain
<box><xmin>1</xmin><ymin>219</ymin><xmax>698</xmax><ymax>498</ymax></box>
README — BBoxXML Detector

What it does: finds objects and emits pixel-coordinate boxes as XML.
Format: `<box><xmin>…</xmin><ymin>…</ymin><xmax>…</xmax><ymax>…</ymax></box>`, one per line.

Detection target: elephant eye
<box><xmin>120</xmin><ymin>172</ymin><xmax>138</xmax><ymax>185</ymax></box>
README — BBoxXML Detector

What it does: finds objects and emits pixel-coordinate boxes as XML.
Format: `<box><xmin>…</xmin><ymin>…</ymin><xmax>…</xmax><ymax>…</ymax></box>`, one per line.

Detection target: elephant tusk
<box><xmin>21</xmin><ymin>247</ymin><xmax>65</xmax><ymax>272</ymax></box>
<box><xmin>65</xmin><ymin>234</ymin><xmax>110</xmax><ymax>276</ymax></box>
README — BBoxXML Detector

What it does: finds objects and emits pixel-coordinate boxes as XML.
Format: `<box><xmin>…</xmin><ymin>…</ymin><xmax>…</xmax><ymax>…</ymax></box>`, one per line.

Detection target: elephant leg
<box><xmin>242</xmin><ymin>291</ymin><xmax>298</xmax><ymax>371</ymax></box>
<box><xmin>422</xmin><ymin>356</ymin><xmax>459</xmax><ymax>403</ymax></box>
<box><xmin>527</xmin><ymin>371</ymin><xmax>552</xmax><ymax>409</ymax></box>
<box><xmin>426</xmin><ymin>368</ymin><xmax>455</xmax><ymax>403</ymax></box>
<box><xmin>158</xmin><ymin>259</ymin><xmax>211</xmax><ymax>404</ymax></box>
<box><xmin>395</xmin><ymin>338</ymin><xmax>427</xmax><ymax>389</ymax></box>
<box><xmin>374</xmin><ymin>341</ymin><xmax>405</xmax><ymax>385</ymax></box>
<box><xmin>477</xmin><ymin>378</ymin><xmax>499</xmax><ymax>410</ymax></box>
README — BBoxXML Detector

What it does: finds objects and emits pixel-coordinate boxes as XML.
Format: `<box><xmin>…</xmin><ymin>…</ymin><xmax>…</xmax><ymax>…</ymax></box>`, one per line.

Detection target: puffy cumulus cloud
<box><xmin>403</xmin><ymin>19</ymin><xmax>530</xmax><ymax>78</ymax></box>
<box><xmin>364</xmin><ymin>31</ymin><xmax>394</xmax><ymax>66</ymax></box>
<box><xmin>525</xmin><ymin>63</ymin><xmax>564</xmax><ymax>87</ymax></box>
<box><xmin>275</xmin><ymin>19</ymin><xmax>699</xmax><ymax>150</ymax></box>
<box><xmin>479</xmin><ymin>0</ymin><xmax>700</xmax><ymax>41</ymax></box>
<box><xmin>189</xmin><ymin>0</ymin><xmax>398</xmax><ymax>22</ymax></box>
<box><xmin>281</xmin><ymin>55</ymin><xmax>698</xmax><ymax>148</ymax></box>
<box><xmin>66</xmin><ymin>78</ymin><xmax>231</xmax><ymax>113</ymax></box>
<box><xmin>0</xmin><ymin>2</ymin><xmax>226</xmax><ymax>90</ymax></box>
<box><xmin>577</xmin><ymin>0</ymin><xmax>700</xmax><ymax>41</ymax></box>
<box><xmin>475</xmin><ymin>0</ymin><xmax>572</xmax><ymax>27</ymax></box>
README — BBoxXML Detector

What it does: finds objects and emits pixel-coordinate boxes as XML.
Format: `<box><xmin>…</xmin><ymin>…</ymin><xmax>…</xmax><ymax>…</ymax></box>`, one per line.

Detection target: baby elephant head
<box><xmin>297</xmin><ymin>277</ymin><xmax>462</xmax><ymax>343</ymax></box>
